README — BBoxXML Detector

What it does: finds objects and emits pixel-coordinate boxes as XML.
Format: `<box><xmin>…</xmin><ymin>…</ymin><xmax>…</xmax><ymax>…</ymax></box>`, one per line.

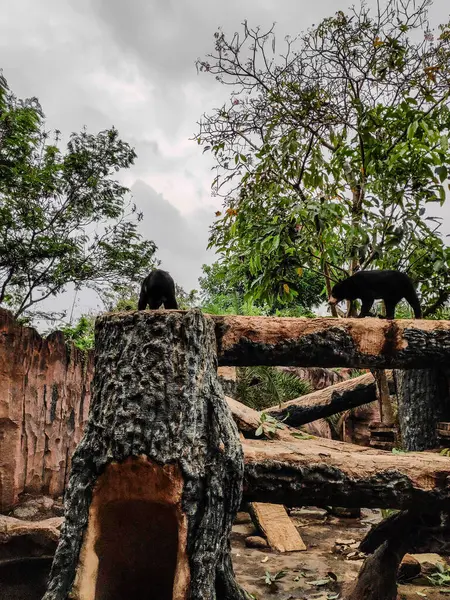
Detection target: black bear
<box><xmin>328</xmin><ymin>269</ymin><xmax>421</xmax><ymax>319</ymax></box>
<box><xmin>138</xmin><ymin>269</ymin><xmax>178</xmax><ymax>310</ymax></box>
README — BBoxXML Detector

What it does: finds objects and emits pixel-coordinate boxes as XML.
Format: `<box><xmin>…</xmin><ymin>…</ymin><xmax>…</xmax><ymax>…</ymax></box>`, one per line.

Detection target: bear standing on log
<box><xmin>138</xmin><ymin>269</ymin><xmax>178</xmax><ymax>310</ymax></box>
<box><xmin>328</xmin><ymin>270</ymin><xmax>422</xmax><ymax>319</ymax></box>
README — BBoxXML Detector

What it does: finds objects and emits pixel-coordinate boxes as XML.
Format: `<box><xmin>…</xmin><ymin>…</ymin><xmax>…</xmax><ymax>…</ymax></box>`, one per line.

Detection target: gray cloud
<box><xmin>132</xmin><ymin>179</ymin><xmax>215</xmax><ymax>291</ymax></box>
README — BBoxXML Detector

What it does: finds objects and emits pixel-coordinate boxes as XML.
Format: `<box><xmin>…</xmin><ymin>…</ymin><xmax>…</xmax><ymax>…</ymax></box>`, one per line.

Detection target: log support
<box><xmin>44</xmin><ymin>310</ymin><xmax>246</xmax><ymax>600</ymax></box>
<box><xmin>213</xmin><ymin>315</ymin><xmax>450</xmax><ymax>368</ymax></box>
<box><xmin>265</xmin><ymin>373</ymin><xmax>385</xmax><ymax>426</ymax></box>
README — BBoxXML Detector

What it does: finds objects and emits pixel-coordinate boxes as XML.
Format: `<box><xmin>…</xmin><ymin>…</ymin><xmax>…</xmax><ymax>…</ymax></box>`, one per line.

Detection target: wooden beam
<box><xmin>225</xmin><ymin>396</ymin><xmax>450</xmax><ymax>510</ymax></box>
<box><xmin>212</xmin><ymin>315</ymin><xmax>450</xmax><ymax>368</ymax></box>
<box><xmin>265</xmin><ymin>373</ymin><xmax>378</xmax><ymax>426</ymax></box>
<box><xmin>242</xmin><ymin>436</ymin><xmax>450</xmax><ymax>510</ymax></box>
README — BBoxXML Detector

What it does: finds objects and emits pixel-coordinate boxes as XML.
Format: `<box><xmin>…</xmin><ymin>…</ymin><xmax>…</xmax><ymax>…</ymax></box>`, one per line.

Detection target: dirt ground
<box><xmin>1</xmin><ymin>500</ymin><xmax>448</xmax><ymax>599</ymax></box>
<box><xmin>231</xmin><ymin>508</ymin><xmax>448</xmax><ymax>600</ymax></box>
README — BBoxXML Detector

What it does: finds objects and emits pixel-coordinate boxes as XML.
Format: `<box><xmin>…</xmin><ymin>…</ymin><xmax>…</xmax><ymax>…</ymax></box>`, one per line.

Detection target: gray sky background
<box><xmin>1</xmin><ymin>0</ymin><xmax>449</xmax><ymax>324</ymax></box>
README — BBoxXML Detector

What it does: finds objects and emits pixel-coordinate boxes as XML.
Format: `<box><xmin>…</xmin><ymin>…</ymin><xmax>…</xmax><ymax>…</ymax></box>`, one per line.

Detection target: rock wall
<box><xmin>0</xmin><ymin>308</ymin><xmax>93</xmax><ymax>511</ymax></box>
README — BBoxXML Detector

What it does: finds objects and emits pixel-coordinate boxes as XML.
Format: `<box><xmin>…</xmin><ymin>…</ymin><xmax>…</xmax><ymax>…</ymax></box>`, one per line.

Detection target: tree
<box><xmin>195</xmin><ymin>0</ymin><xmax>450</xmax><ymax>314</ymax></box>
<box><xmin>196</xmin><ymin>0</ymin><xmax>450</xmax><ymax>451</ymax></box>
<box><xmin>0</xmin><ymin>72</ymin><xmax>156</xmax><ymax>321</ymax></box>
<box><xmin>59</xmin><ymin>314</ymin><xmax>95</xmax><ymax>351</ymax></box>
<box><xmin>198</xmin><ymin>260</ymin><xmax>324</xmax><ymax>316</ymax></box>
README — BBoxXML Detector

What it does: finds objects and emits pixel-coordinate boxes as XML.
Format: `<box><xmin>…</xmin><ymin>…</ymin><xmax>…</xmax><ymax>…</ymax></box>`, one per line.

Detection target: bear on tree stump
<box><xmin>43</xmin><ymin>309</ymin><xmax>247</xmax><ymax>600</ymax></box>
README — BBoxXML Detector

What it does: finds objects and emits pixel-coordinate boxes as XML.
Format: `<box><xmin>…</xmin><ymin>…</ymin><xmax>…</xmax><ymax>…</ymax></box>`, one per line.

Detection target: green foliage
<box><xmin>255</xmin><ymin>412</ymin><xmax>286</xmax><ymax>438</ymax></box>
<box><xmin>59</xmin><ymin>315</ymin><xmax>95</xmax><ymax>351</ymax></box>
<box><xmin>426</xmin><ymin>562</ymin><xmax>450</xmax><ymax>587</ymax></box>
<box><xmin>0</xmin><ymin>71</ymin><xmax>156</xmax><ymax>321</ymax></box>
<box><xmin>263</xmin><ymin>570</ymin><xmax>287</xmax><ymax>590</ymax></box>
<box><xmin>291</xmin><ymin>430</ymin><xmax>313</xmax><ymax>440</ymax></box>
<box><xmin>196</xmin><ymin>2</ymin><xmax>450</xmax><ymax>314</ymax></box>
<box><xmin>237</xmin><ymin>366</ymin><xmax>312</xmax><ymax>411</ymax></box>
<box><xmin>199</xmin><ymin>260</ymin><xmax>323</xmax><ymax>315</ymax></box>
<box><xmin>174</xmin><ymin>284</ymin><xmax>200</xmax><ymax>310</ymax></box>
<box><xmin>381</xmin><ymin>508</ymin><xmax>400</xmax><ymax>519</ymax></box>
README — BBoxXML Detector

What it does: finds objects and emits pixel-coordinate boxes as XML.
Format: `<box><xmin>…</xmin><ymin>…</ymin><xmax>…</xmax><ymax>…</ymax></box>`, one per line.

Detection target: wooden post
<box><xmin>43</xmin><ymin>310</ymin><xmax>246</xmax><ymax>600</ymax></box>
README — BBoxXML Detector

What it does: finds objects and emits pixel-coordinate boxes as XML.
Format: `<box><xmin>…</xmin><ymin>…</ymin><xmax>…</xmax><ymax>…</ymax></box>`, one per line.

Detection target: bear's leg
<box><xmin>149</xmin><ymin>297</ymin><xmax>163</xmax><ymax>309</ymax></box>
<box><xmin>404</xmin><ymin>293</ymin><xmax>422</xmax><ymax>319</ymax></box>
<box><xmin>358</xmin><ymin>299</ymin><xmax>374</xmax><ymax>318</ymax></box>
<box><xmin>385</xmin><ymin>299</ymin><xmax>397</xmax><ymax>319</ymax></box>
<box><xmin>163</xmin><ymin>296</ymin><xmax>179</xmax><ymax>309</ymax></box>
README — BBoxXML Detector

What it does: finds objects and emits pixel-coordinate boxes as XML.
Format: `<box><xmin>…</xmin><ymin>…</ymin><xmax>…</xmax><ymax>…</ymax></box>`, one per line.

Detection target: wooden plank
<box><xmin>249</xmin><ymin>502</ymin><xmax>306</xmax><ymax>552</ymax></box>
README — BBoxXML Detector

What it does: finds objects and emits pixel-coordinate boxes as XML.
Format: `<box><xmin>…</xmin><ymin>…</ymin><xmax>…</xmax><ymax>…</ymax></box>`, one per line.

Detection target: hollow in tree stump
<box><xmin>43</xmin><ymin>309</ymin><xmax>246</xmax><ymax>600</ymax></box>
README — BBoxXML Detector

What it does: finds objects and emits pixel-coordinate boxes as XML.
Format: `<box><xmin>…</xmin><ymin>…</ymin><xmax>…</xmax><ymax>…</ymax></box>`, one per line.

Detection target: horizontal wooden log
<box><xmin>265</xmin><ymin>373</ymin><xmax>378</xmax><ymax>426</ymax></box>
<box><xmin>242</xmin><ymin>436</ymin><xmax>450</xmax><ymax>510</ymax></box>
<box><xmin>212</xmin><ymin>315</ymin><xmax>450</xmax><ymax>368</ymax></box>
<box><xmin>225</xmin><ymin>395</ymin><xmax>450</xmax><ymax>510</ymax></box>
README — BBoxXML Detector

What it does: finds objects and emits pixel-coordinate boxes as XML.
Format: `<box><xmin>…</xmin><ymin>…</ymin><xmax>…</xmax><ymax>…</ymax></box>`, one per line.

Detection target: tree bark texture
<box><xmin>43</xmin><ymin>310</ymin><xmax>246</xmax><ymax>600</ymax></box>
<box><xmin>241</xmin><ymin>437</ymin><xmax>450</xmax><ymax>510</ymax></box>
<box><xmin>394</xmin><ymin>368</ymin><xmax>450</xmax><ymax>450</ymax></box>
<box><xmin>212</xmin><ymin>315</ymin><xmax>450</xmax><ymax>368</ymax></box>
<box><xmin>264</xmin><ymin>373</ymin><xmax>383</xmax><ymax>426</ymax></box>
<box><xmin>225</xmin><ymin>396</ymin><xmax>450</xmax><ymax>510</ymax></box>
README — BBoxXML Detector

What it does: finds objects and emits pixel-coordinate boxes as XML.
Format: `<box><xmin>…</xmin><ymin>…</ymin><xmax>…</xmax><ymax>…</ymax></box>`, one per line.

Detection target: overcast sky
<box><xmin>1</xmin><ymin>0</ymin><xmax>449</xmax><ymax>324</ymax></box>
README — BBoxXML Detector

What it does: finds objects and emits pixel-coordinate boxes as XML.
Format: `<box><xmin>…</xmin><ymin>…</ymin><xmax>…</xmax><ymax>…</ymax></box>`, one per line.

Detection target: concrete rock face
<box><xmin>0</xmin><ymin>308</ymin><xmax>92</xmax><ymax>511</ymax></box>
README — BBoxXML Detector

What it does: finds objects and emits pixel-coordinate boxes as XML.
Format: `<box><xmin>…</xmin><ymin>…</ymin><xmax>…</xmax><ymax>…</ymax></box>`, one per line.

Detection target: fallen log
<box><xmin>226</xmin><ymin>396</ymin><xmax>450</xmax><ymax>510</ymax></box>
<box><xmin>344</xmin><ymin>539</ymin><xmax>405</xmax><ymax>600</ymax></box>
<box><xmin>225</xmin><ymin>395</ymin><xmax>332</xmax><ymax>439</ymax></box>
<box><xmin>241</xmin><ymin>436</ymin><xmax>450</xmax><ymax>510</ymax></box>
<box><xmin>212</xmin><ymin>315</ymin><xmax>450</xmax><ymax>368</ymax></box>
<box><xmin>44</xmin><ymin>310</ymin><xmax>246</xmax><ymax>600</ymax></box>
<box><xmin>265</xmin><ymin>373</ymin><xmax>379</xmax><ymax>426</ymax></box>
<box><xmin>360</xmin><ymin>509</ymin><xmax>450</xmax><ymax>556</ymax></box>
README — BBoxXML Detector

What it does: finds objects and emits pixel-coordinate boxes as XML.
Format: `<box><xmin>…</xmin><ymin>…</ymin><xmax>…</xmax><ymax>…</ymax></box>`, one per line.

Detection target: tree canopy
<box><xmin>196</xmin><ymin>0</ymin><xmax>450</xmax><ymax>315</ymax></box>
<box><xmin>0</xmin><ymin>72</ymin><xmax>156</xmax><ymax>320</ymax></box>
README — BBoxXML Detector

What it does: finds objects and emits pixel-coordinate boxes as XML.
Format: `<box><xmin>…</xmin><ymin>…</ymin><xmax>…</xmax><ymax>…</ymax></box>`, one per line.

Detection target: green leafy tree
<box><xmin>199</xmin><ymin>260</ymin><xmax>324</xmax><ymax>316</ymax></box>
<box><xmin>196</xmin><ymin>0</ymin><xmax>450</xmax><ymax>315</ymax></box>
<box><xmin>0</xmin><ymin>72</ymin><xmax>156</xmax><ymax>320</ymax></box>
<box><xmin>59</xmin><ymin>314</ymin><xmax>95</xmax><ymax>351</ymax></box>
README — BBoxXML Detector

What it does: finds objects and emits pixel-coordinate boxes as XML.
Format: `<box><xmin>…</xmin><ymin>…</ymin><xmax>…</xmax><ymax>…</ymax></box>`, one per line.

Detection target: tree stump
<box><xmin>43</xmin><ymin>309</ymin><xmax>246</xmax><ymax>600</ymax></box>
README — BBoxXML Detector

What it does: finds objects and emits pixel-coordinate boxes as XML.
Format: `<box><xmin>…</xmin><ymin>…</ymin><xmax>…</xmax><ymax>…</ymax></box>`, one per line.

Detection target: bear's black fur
<box><xmin>138</xmin><ymin>269</ymin><xmax>178</xmax><ymax>310</ymax></box>
<box><xmin>328</xmin><ymin>269</ymin><xmax>421</xmax><ymax>319</ymax></box>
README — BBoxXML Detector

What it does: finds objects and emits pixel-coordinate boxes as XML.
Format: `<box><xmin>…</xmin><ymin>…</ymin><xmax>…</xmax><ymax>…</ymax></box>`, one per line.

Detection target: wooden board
<box><xmin>249</xmin><ymin>502</ymin><xmax>306</xmax><ymax>552</ymax></box>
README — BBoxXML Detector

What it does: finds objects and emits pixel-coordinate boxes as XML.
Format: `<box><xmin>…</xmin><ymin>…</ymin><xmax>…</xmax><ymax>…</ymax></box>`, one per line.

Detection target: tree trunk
<box><xmin>213</xmin><ymin>315</ymin><xmax>450</xmax><ymax>368</ymax></box>
<box><xmin>344</xmin><ymin>539</ymin><xmax>405</xmax><ymax>600</ymax></box>
<box><xmin>265</xmin><ymin>373</ymin><xmax>386</xmax><ymax>426</ymax></box>
<box><xmin>394</xmin><ymin>368</ymin><xmax>450</xmax><ymax>450</ymax></box>
<box><xmin>43</xmin><ymin>309</ymin><xmax>246</xmax><ymax>600</ymax></box>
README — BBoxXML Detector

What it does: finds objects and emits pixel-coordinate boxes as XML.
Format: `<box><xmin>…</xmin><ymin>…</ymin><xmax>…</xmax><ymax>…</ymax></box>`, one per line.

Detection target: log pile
<box><xmin>43</xmin><ymin>310</ymin><xmax>450</xmax><ymax>599</ymax></box>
